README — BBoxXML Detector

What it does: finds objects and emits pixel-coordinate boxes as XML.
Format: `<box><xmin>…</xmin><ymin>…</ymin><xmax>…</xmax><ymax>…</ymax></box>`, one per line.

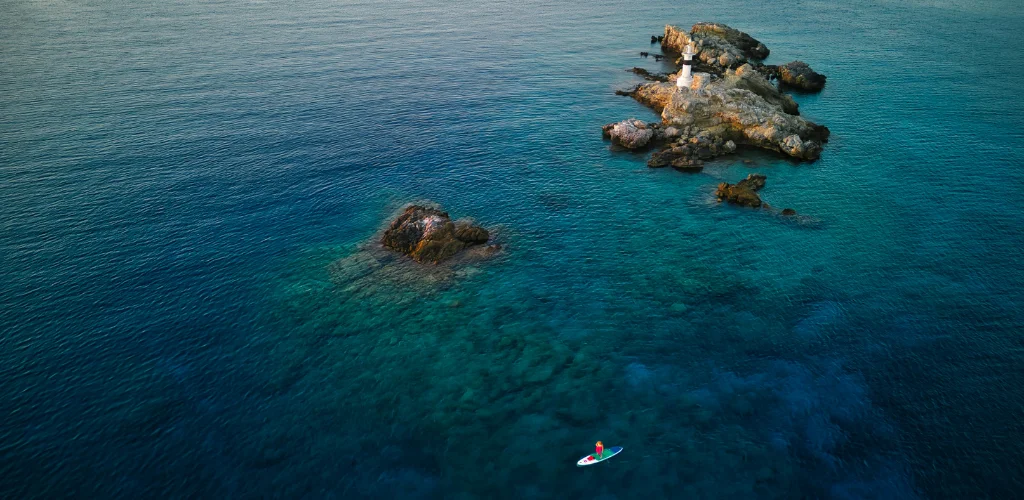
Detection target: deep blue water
<box><xmin>2</xmin><ymin>0</ymin><xmax>1023</xmax><ymax>497</ymax></box>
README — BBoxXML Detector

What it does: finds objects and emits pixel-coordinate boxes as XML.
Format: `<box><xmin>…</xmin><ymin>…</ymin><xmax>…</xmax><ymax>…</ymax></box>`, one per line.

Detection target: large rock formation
<box><xmin>662</xmin><ymin>23</ymin><xmax>768</xmax><ymax>73</ymax></box>
<box><xmin>610</xmin><ymin>23</ymin><xmax>830</xmax><ymax>168</ymax></box>
<box><xmin>632</xmin><ymin>70</ymin><xmax>828</xmax><ymax>167</ymax></box>
<box><xmin>715</xmin><ymin>173</ymin><xmax>767</xmax><ymax>207</ymax></box>
<box><xmin>381</xmin><ymin>205</ymin><xmax>490</xmax><ymax>264</ymax></box>
<box><xmin>660</xmin><ymin>23</ymin><xmax>825</xmax><ymax>93</ymax></box>
<box><xmin>691</xmin><ymin>22</ymin><xmax>770</xmax><ymax>60</ymax></box>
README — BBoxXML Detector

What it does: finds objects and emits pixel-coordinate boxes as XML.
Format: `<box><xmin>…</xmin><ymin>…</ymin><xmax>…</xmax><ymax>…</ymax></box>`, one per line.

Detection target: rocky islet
<box><xmin>608</xmin><ymin>22</ymin><xmax>831</xmax><ymax>212</ymax></box>
<box><xmin>381</xmin><ymin>205</ymin><xmax>493</xmax><ymax>264</ymax></box>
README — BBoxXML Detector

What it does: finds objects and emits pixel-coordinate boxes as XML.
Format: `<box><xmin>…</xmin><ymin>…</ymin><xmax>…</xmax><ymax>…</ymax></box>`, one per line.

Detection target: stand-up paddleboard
<box><xmin>577</xmin><ymin>446</ymin><xmax>623</xmax><ymax>466</ymax></box>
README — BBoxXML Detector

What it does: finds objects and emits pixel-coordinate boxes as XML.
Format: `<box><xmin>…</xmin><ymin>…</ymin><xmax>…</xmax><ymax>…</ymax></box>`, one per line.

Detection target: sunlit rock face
<box><xmin>381</xmin><ymin>205</ymin><xmax>491</xmax><ymax>264</ymax></box>
<box><xmin>631</xmin><ymin>73</ymin><xmax>828</xmax><ymax>166</ymax></box>
<box><xmin>608</xmin><ymin>119</ymin><xmax>655</xmax><ymax>149</ymax></box>
<box><xmin>777</xmin><ymin>61</ymin><xmax>827</xmax><ymax>92</ymax></box>
<box><xmin>617</xmin><ymin>23</ymin><xmax>829</xmax><ymax>168</ymax></box>
<box><xmin>716</xmin><ymin>173</ymin><xmax>768</xmax><ymax>208</ymax></box>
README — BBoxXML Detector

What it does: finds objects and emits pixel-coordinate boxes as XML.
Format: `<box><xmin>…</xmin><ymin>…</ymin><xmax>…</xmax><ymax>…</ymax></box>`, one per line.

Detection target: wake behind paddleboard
<box><xmin>577</xmin><ymin>446</ymin><xmax>623</xmax><ymax>466</ymax></box>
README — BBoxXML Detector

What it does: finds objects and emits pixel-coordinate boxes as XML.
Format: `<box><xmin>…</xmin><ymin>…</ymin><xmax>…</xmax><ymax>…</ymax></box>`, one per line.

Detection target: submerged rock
<box><xmin>381</xmin><ymin>205</ymin><xmax>490</xmax><ymax>264</ymax></box>
<box><xmin>777</xmin><ymin>60</ymin><xmax>827</xmax><ymax>92</ymax></box>
<box><xmin>715</xmin><ymin>173</ymin><xmax>767</xmax><ymax>207</ymax></box>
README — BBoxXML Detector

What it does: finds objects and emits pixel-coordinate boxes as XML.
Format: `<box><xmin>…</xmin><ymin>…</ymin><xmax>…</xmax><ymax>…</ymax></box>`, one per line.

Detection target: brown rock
<box><xmin>671</xmin><ymin>157</ymin><xmax>704</xmax><ymax>172</ymax></box>
<box><xmin>647</xmin><ymin>148</ymin><xmax>675</xmax><ymax>168</ymax></box>
<box><xmin>715</xmin><ymin>174</ymin><xmax>767</xmax><ymax>208</ymax></box>
<box><xmin>381</xmin><ymin>205</ymin><xmax>490</xmax><ymax>264</ymax></box>
<box><xmin>736</xmin><ymin>173</ymin><xmax>766</xmax><ymax>191</ymax></box>
<box><xmin>454</xmin><ymin>222</ymin><xmax>489</xmax><ymax>244</ymax></box>
<box><xmin>630</xmin><ymin>77</ymin><xmax>828</xmax><ymax>161</ymax></box>
<box><xmin>781</xmin><ymin>208</ymin><xmax>797</xmax><ymax>216</ymax></box>
<box><xmin>778</xmin><ymin>61</ymin><xmax>826</xmax><ymax>92</ymax></box>
<box><xmin>628</xmin><ymin>67</ymin><xmax>669</xmax><ymax>82</ymax></box>
<box><xmin>690</xmin><ymin>22</ymin><xmax>770</xmax><ymax>60</ymax></box>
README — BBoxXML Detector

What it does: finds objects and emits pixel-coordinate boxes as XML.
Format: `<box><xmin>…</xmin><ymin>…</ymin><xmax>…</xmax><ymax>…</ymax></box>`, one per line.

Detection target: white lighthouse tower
<box><xmin>676</xmin><ymin>41</ymin><xmax>696</xmax><ymax>90</ymax></box>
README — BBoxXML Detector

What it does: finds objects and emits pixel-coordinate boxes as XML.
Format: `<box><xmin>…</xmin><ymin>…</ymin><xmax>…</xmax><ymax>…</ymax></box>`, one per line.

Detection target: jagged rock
<box><xmin>724</xmin><ymin>64</ymin><xmax>799</xmax><ymax>115</ymax></box>
<box><xmin>454</xmin><ymin>222</ymin><xmax>489</xmax><ymax>244</ymax></box>
<box><xmin>608</xmin><ymin>119</ymin><xmax>655</xmax><ymax>149</ymax></box>
<box><xmin>777</xmin><ymin>60</ymin><xmax>826</xmax><ymax>91</ymax></box>
<box><xmin>690</xmin><ymin>22</ymin><xmax>769</xmax><ymax>60</ymax></box>
<box><xmin>633</xmin><ymin>74</ymin><xmax>829</xmax><ymax>160</ymax></box>
<box><xmin>633</xmin><ymin>82</ymin><xmax>676</xmax><ymax>112</ymax></box>
<box><xmin>381</xmin><ymin>205</ymin><xmax>490</xmax><ymax>264</ymax></box>
<box><xmin>613</xmin><ymin>23</ymin><xmax>829</xmax><ymax>168</ymax></box>
<box><xmin>629</xmin><ymin>67</ymin><xmax>669</xmax><ymax>82</ymax></box>
<box><xmin>646</xmin><ymin>148</ymin><xmax>675</xmax><ymax>168</ymax></box>
<box><xmin>662</xmin><ymin>23</ymin><xmax>765</xmax><ymax>73</ymax></box>
<box><xmin>671</xmin><ymin>156</ymin><xmax>703</xmax><ymax>173</ymax></box>
<box><xmin>715</xmin><ymin>174</ymin><xmax>767</xmax><ymax>207</ymax></box>
<box><xmin>738</xmin><ymin>173</ymin><xmax>766</xmax><ymax>191</ymax></box>
<box><xmin>661</xmin><ymin>23</ymin><xmax>827</xmax><ymax>94</ymax></box>
<box><xmin>781</xmin><ymin>208</ymin><xmax>797</xmax><ymax>216</ymax></box>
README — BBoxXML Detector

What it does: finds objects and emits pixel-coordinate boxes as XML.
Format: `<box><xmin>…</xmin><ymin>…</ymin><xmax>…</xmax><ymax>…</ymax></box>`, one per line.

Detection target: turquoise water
<box><xmin>2</xmin><ymin>0</ymin><xmax>1023</xmax><ymax>497</ymax></box>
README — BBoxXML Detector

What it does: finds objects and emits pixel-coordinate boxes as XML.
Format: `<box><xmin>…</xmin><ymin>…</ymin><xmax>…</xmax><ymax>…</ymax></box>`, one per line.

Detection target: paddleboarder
<box><xmin>577</xmin><ymin>443</ymin><xmax>622</xmax><ymax>466</ymax></box>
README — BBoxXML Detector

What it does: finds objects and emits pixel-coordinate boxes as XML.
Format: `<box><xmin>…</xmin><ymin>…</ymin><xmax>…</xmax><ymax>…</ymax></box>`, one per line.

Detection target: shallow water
<box><xmin>2</xmin><ymin>0</ymin><xmax>1023</xmax><ymax>497</ymax></box>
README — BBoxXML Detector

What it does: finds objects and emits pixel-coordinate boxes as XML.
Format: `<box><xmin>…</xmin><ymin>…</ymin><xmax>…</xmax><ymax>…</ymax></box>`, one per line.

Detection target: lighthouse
<box><xmin>676</xmin><ymin>41</ymin><xmax>696</xmax><ymax>90</ymax></box>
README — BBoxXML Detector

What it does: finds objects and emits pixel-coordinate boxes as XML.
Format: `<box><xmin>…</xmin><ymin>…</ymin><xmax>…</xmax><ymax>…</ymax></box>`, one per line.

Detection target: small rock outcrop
<box><xmin>629</xmin><ymin>67</ymin><xmax>669</xmax><ymax>82</ymax></box>
<box><xmin>647</xmin><ymin>132</ymin><xmax>736</xmax><ymax>172</ymax></box>
<box><xmin>605</xmin><ymin>119</ymin><xmax>656</xmax><ymax>149</ymax></box>
<box><xmin>381</xmin><ymin>205</ymin><xmax>490</xmax><ymax>264</ymax></box>
<box><xmin>715</xmin><ymin>174</ymin><xmax>767</xmax><ymax>207</ymax></box>
<box><xmin>777</xmin><ymin>61</ymin><xmax>827</xmax><ymax>92</ymax></box>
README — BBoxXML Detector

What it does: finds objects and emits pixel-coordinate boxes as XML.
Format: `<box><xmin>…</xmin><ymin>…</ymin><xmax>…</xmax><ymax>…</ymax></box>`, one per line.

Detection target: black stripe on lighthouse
<box><xmin>682</xmin><ymin>60</ymin><xmax>692</xmax><ymax>66</ymax></box>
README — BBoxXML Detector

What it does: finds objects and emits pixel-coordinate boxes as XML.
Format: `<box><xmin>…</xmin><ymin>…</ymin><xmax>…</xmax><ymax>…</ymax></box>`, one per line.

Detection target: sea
<box><xmin>2</xmin><ymin>0</ymin><xmax>1023</xmax><ymax>497</ymax></box>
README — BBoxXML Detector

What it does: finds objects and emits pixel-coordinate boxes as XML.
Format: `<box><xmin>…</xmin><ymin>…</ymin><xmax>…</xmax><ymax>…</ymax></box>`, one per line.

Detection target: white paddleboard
<box><xmin>577</xmin><ymin>446</ymin><xmax>623</xmax><ymax>466</ymax></box>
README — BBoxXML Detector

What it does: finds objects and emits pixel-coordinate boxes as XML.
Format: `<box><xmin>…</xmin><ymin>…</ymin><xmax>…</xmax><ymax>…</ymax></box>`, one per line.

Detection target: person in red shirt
<box><xmin>595</xmin><ymin>441</ymin><xmax>604</xmax><ymax>459</ymax></box>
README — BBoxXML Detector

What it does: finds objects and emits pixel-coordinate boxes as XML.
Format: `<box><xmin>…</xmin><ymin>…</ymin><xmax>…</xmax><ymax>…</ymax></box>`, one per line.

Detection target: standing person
<box><xmin>595</xmin><ymin>441</ymin><xmax>604</xmax><ymax>459</ymax></box>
